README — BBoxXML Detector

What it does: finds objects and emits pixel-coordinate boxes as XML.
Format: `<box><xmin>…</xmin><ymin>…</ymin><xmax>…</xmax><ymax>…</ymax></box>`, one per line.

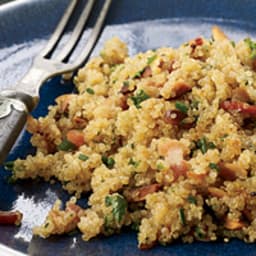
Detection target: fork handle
<box><xmin>0</xmin><ymin>96</ymin><xmax>28</xmax><ymax>164</ymax></box>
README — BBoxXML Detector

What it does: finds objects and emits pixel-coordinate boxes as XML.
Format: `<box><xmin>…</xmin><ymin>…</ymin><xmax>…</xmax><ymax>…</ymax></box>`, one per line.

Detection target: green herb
<box><xmin>7</xmin><ymin>176</ymin><xmax>16</xmax><ymax>184</ymax></box>
<box><xmin>131</xmin><ymin>221</ymin><xmax>140</xmax><ymax>231</ymax></box>
<box><xmin>110</xmin><ymin>64</ymin><xmax>118</xmax><ymax>73</ymax></box>
<box><xmin>175</xmin><ymin>101</ymin><xmax>188</xmax><ymax>114</ymax></box>
<box><xmin>156</xmin><ymin>162</ymin><xmax>164</xmax><ymax>170</ymax></box>
<box><xmin>4</xmin><ymin>161</ymin><xmax>14</xmax><ymax>171</ymax></box>
<box><xmin>78</xmin><ymin>154</ymin><xmax>89</xmax><ymax>161</ymax></box>
<box><xmin>244</xmin><ymin>38</ymin><xmax>256</xmax><ymax>59</ymax></box>
<box><xmin>133</xmin><ymin>68</ymin><xmax>146</xmax><ymax>79</ymax></box>
<box><xmin>44</xmin><ymin>223</ymin><xmax>49</xmax><ymax>228</ymax></box>
<box><xmin>208</xmin><ymin>162</ymin><xmax>220</xmax><ymax>172</ymax></box>
<box><xmin>130</xmin><ymin>143</ymin><xmax>135</xmax><ymax>149</ymax></box>
<box><xmin>128</xmin><ymin>158</ymin><xmax>140</xmax><ymax>168</ymax></box>
<box><xmin>231</xmin><ymin>41</ymin><xmax>235</xmax><ymax>47</ymax></box>
<box><xmin>105</xmin><ymin>194</ymin><xmax>127</xmax><ymax>223</ymax></box>
<box><xmin>179</xmin><ymin>208</ymin><xmax>186</xmax><ymax>225</ymax></box>
<box><xmin>86</xmin><ymin>88</ymin><xmax>95</xmax><ymax>95</ymax></box>
<box><xmin>147</xmin><ymin>54</ymin><xmax>157</xmax><ymax>65</ymax></box>
<box><xmin>123</xmin><ymin>80</ymin><xmax>130</xmax><ymax>87</ymax></box>
<box><xmin>130</xmin><ymin>90</ymin><xmax>150</xmax><ymax>108</ymax></box>
<box><xmin>100</xmin><ymin>51</ymin><xmax>105</xmax><ymax>58</ymax></box>
<box><xmin>220</xmin><ymin>134</ymin><xmax>228</xmax><ymax>141</ymax></box>
<box><xmin>195</xmin><ymin>226</ymin><xmax>205</xmax><ymax>239</ymax></box>
<box><xmin>196</xmin><ymin>137</ymin><xmax>216</xmax><ymax>154</ymax></box>
<box><xmin>102</xmin><ymin>156</ymin><xmax>115</xmax><ymax>169</ymax></box>
<box><xmin>57</xmin><ymin>139</ymin><xmax>76</xmax><ymax>151</ymax></box>
<box><xmin>191</xmin><ymin>100</ymin><xmax>199</xmax><ymax>110</ymax></box>
<box><xmin>187</xmin><ymin>195</ymin><xmax>197</xmax><ymax>204</ymax></box>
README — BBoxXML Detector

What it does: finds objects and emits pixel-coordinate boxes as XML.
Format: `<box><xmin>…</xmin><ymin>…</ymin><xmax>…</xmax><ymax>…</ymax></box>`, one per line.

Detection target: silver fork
<box><xmin>0</xmin><ymin>0</ymin><xmax>112</xmax><ymax>164</ymax></box>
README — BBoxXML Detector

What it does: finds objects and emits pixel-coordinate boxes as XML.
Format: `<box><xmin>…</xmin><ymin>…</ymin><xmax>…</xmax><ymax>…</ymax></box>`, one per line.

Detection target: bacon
<box><xmin>170</xmin><ymin>82</ymin><xmax>192</xmax><ymax>99</ymax></box>
<box><xmin>55</xmin><ymin>94</ymin><xmax>75</xmax><ymax>113</ymax></box>
<box><xmin>127</xmin><ymin>184</ymin><xmax>161</xmax><ymax>202</ymax></box>
<box><xmin>220</xmin><ymin>100</ymin><xmax>256</xmax><ymax>118</ymax></box>
<box><xmin>164</xmin><ymin>109</ymin><xmax>186</xmax><ymax>125</ymax></box>
<box><xmin>224</xmin><ymin>218</ymin><xmax>245</xmax><ymax>230</ymax></box>
<box><xmin>66</xmin><ymin>129</ymin><xmax>85</xmax><ymax>147</ymax></box>
<box><xmin>142</xmin><ymin>66</ymin><xmax>152</xmax><ymax>78</ymax></box>
<box><xmin>0</xmin><ymin>210</ymin><xmax>23</xmax><ymax>225</ymax></box>
<box><xmin>158</xmin><ymin>60</ymin><xmax>175</xmax><ymax>73</ymax></box>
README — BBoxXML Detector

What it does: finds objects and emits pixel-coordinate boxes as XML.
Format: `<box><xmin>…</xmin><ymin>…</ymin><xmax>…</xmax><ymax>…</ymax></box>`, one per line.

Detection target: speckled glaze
<box><xmin>1</xmin><ymin>0</ymin><xmax>256</xmax><ymax>255</ymax></box>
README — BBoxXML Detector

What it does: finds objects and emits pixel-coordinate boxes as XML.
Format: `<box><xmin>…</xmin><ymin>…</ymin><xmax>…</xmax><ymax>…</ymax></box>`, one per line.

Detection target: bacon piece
<box><xmin>0</xmin><ymin>210</ymin><xmax>23</xmax><ymax>225</ymax></box>
<box><xmin>194</xmin><ymin>37</ymin><xmax>203</xmax><ymax>46</ymax></box>
<box><xmin>170</xmin><ymin>82</ymin><xmax>192</xmax><ymax>99</ymax></box>
<box><xmin>190</xmin><ymin>37</ymin><xmax>204</xmax><ymax>54</ymax></box>
<box><xmin>66</xmin><ymin>129</ymin><xmax>85</xmax><ymax>147</ymax></box>
<box><xmin>55</xmin><ymin>94</ymin><xmax>75</xmax><ymax>113</ymax></box>
<box><xmin>164</xmin><ymin>109</ymin><xmax>186</xmax><ymax>125</ymax></box>
<box><xmin>220</xmin><ymin>100</ymin><xmax>256</xmax><ymax>118</ymax></box>
<box><xmin>142</xmin><ymin>66</ymin><xmax>152</xmax><ymax>78</ymax></box>
<box><xmin>139</xmin><ymin>241</ymin><xmax>157</xmax><ymax>250</ymax></box>
<box><xmin>224</xmin><ymin>218</ymin><xmax>245</xmax><ymax>230</ymax></box>
<box><xmin>158</xmin><ymin>60</ymin><xmax>175</xmax><ymax>73</ymax></box>
<box><xmin>127</xmin><ymin>184</ymin><xmax>161</xmax><ymax>202</ymax></box>
<box><xmin>171</xmin><ymin>161</ymin><xmax>190</xmax><ymax>181</ymax></box>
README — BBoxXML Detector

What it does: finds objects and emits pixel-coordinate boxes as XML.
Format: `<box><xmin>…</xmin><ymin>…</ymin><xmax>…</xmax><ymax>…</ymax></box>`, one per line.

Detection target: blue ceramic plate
<box><xmin>1</xmin><ymin>0</ymin><xmax>256</xmax><ymax>255</ymax></box>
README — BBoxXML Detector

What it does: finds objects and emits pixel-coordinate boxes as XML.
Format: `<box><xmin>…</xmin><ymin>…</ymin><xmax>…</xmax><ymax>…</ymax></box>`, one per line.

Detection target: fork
<box><xmin>0</xmin><ymin>0</ymin><xmax>112</xmax><ymax>164</ymax></box>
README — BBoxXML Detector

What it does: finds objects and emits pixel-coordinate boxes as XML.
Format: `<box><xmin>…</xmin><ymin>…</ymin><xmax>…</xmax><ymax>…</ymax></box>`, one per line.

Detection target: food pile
<box><xmin>7</xmin><ymin>26</ymin><xmax>256</xmax><ymax>248</ymax></box>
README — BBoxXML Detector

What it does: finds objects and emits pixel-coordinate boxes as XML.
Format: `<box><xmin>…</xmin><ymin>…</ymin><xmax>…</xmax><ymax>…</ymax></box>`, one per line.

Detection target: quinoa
<box><xmin>8</xmin><ymin>27</ymin><xmax>256</xmax><ymax>249</ymax></box>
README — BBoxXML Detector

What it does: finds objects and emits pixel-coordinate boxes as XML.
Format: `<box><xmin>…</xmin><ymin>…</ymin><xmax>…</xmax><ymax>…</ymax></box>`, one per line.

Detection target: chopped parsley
<box><xmin>196</xmin><ymin>137</ymin><xmax>216</xmax><ymax>154</ymax></box>
<box><xmin>78</xmin><ymin>154</ymin><xmax>89</xmax><ymax>161</ymax></box>
<box><xmin>102</xmin><ymin>156</ymin><xmax>115</xmax><ymax>169</ymax></box>
<box><xmin>175</xmin><ymin>101</ymin><xmax>189</xmax><ymax>114</ymax></box>
<box><xmin>44</xmin><ymin>222</ymin><xmax>49</xmax><ymax>228</ymax></box>
<box><xmin>195</xmin><ymin>226</ymin><xmax>205</xmax><ymax>239</ymax></box>
<box><xmin>187</xmin><ymin>195</ymin><xmax>197</xmax><ymax>204</ymax></box>
<box><xmin>230</xmin><ymin>41</ymin><xmax>235</xmax><ymax>47</ymax></box>
<box><xmin>191</xmin><ymin>100</ymin><xmax>199</xmax><ymax>110</ymax></box>
<box><xmin>86</xmin><ymin>88</ymin><xmax>95</xmax><ymax>95</ymax></box>
<box><xmin>4</xmin><ymin>161</ymin><xmax>14</xmax><ymax>171</ymax></box>
<box><xmin>179</xmin><ymin>208</ymin><xmax>186</xmax><ymax>225</ymax></box>
<box><xmin>105</xmin><ymin>194</ymin><xmax>127</xmax><ymax>223</ymax></box>
<box><xmin>133</xmin><ymin>68</ymin><xmax>145</xmax><ymax>79</ymax></box>
<box><xmin>123</xmin><ymin>80</ymin><xmax>130</xmax><ymax>87</ymax></box>
<box><xmin>147</xmin><ymin>54</ymin><xmax>157</xmax><ymax>65</ymax></box>
<box><xmin>208</xmin><ymin>162</ymin><xmax>220</xmax><ymax>172</ymax></box>
<box><xmin>131</xmin><ymin>90</ymin><xmax>150</xmax><ymax>108</ymax></box>
<box><xmin>57</xmin><ymin>139</ymin><xmax>76</xmax><ymax>151</ymax></box>
<box><xmin>244</xmin><ymin>38</ymin><xmax>256</xmax><ymax>59</ymax></box>
<box><xmin>156</xmin><ymin>162</ymin><xmax>164</xmax><ymax>170</ymax></box>
<box><xmin>128</xmin><ymin>158</ymin><xmax>140</xmax><ymax>168</ymax></box>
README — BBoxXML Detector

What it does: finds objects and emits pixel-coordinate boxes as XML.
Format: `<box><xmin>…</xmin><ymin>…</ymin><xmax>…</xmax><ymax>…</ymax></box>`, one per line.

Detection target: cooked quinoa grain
<box><xmin>9</xmin><ymin>27</ymin><xmax>256</xmax><ymax>249</ymax></box>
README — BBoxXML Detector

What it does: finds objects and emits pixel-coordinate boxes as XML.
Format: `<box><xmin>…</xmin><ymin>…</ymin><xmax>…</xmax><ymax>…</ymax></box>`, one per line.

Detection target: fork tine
<box><xmin>55</xmin><ymin>0</ymin><xmax>96</xmax><ymax>62</ymax></box>
<box><xmin>72</xmin><ymin>0</ymin><xmax>112</xmax><ymax>68</ymax></box>
<box><xmin>39</xmin><ymin>0</ymin><xmax>78</xmax><ymax>57</ymax></box>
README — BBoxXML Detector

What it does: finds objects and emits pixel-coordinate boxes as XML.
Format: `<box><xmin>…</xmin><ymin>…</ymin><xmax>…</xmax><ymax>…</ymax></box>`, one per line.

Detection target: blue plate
<box><xmin>1</xmin><ymin>0</ymin><xmax>256</xmax><ymax>255</ymax></box>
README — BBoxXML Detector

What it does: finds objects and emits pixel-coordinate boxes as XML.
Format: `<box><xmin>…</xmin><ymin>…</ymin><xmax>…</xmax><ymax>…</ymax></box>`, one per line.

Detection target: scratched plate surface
<box><xmin>1</xmin><ymin>0</ymin><xmax>256</xmax><ymax>255</ymax></box>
